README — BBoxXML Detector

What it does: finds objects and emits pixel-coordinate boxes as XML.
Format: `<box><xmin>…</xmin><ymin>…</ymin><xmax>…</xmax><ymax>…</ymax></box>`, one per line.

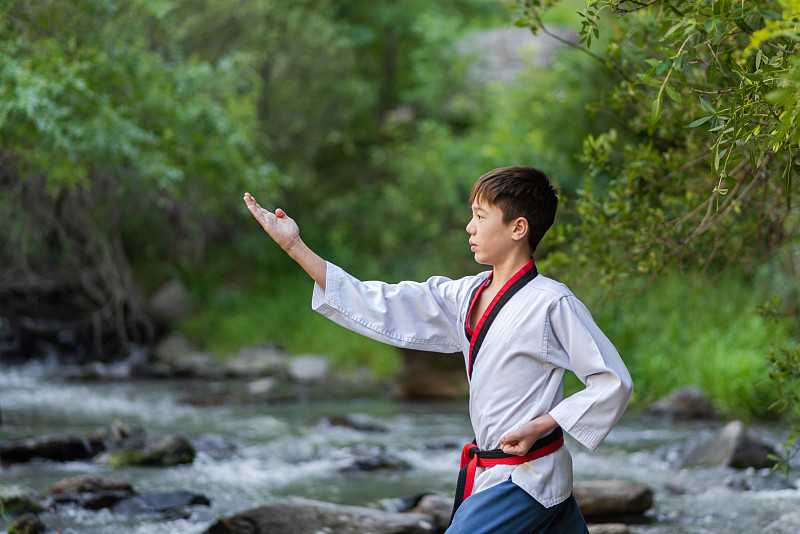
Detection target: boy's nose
<box><xmin>466</xmin><ymin>219</ymin><xmax>474</xmax><ymax>234</ymax></box>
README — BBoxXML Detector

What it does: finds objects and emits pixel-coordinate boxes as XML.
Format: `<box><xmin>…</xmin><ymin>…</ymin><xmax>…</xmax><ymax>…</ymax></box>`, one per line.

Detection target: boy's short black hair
<box><xmin>469</xmin><ymin>166</ymin><xmax>558</xmax><ymax>253</ymax></box>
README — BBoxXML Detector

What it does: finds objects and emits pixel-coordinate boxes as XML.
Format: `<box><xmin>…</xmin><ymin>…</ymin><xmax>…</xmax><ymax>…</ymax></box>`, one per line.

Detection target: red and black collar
<box><xmin>464</xmin><ymin>257</ymin><xmax>538</xmax><ymax>380</ymax></box>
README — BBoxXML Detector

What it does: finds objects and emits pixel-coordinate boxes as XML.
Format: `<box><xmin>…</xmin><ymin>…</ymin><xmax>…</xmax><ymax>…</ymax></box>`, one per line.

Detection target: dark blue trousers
<box><xmin>445</xmin><ymin>480</ymin><xmax>589</xmax><ymax>534</ymax></box>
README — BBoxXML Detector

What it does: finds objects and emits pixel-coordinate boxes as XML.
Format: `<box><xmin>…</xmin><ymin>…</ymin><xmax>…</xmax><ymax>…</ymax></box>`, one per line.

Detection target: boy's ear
<box><xmin>510</xmin><ymin>217</ymin><xmax>529</xmax><ymax>242</ymax></box>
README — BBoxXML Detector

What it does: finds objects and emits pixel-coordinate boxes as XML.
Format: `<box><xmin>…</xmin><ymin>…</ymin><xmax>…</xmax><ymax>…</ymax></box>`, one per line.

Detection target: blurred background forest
<box><xmin>1</xmin><ymin>0</ymin><xmax>799</xmax><ymax>422</ymax></box>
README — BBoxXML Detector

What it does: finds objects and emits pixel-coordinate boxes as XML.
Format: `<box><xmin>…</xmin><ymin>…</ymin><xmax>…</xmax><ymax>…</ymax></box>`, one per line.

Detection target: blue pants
<box><xmin>445</xmin><ymin>481</ymin><xmax>589</xmax><ymax>534</ymax></box>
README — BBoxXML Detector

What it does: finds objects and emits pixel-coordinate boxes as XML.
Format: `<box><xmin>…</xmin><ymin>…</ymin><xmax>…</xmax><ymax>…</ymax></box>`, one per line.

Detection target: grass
<box><xmin>178</xmin><ymin>259</ymin><xmax>400</xmax><ymax>378</ymax></box>
<box><xmin>585</xmin><ymin>268</ymin><xmax>798</xmax><ymax>419</ymax></box>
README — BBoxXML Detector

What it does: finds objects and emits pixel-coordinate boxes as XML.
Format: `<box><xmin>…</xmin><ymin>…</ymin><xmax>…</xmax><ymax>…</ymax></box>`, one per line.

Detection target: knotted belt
<box><xmin>449</xmin><ymin>428</ymin><xmax>564</xmax><ymax>524</ymax></box>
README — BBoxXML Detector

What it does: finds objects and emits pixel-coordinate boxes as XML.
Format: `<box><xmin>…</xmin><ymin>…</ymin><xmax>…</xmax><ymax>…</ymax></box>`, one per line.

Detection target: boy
<box><xmin>243</xmin><ymin>166</ymin><xmax>633</xmax><ymax>533</ymax></box>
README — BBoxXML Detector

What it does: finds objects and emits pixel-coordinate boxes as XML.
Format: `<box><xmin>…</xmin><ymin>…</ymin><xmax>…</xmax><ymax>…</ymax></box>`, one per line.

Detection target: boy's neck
<box><xmin>490</xmin><ymin>251</ymin><xmax>534</xmax><ymax>288</ymax></box>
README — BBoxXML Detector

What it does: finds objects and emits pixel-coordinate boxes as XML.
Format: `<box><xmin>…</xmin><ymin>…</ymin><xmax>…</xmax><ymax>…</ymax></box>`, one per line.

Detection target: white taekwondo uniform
<box><xmin>311</xmin><ymin>258</ymin><xmax>633</xmax><ymax>508</ymax></box>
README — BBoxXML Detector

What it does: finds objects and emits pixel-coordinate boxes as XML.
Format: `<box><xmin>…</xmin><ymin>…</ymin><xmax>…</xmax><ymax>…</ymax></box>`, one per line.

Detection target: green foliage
<box><xmin>591</xmin><ymin>268</ymin><xmax>797</xmax><ymax>418</ymax></box>
<box><xmin>0</xmin><ymin>0</ymin><xmax>273</xmax><ymax>293</ymax></box>
<box><xmin>357</xmin><ymin>44</ymin><xmax>619</xmax><ymax>279</ymax></box>
<box><xmin>519</xmin><ymin>0</ymin><xmax>800</xmax><ymax>284</ymax></box>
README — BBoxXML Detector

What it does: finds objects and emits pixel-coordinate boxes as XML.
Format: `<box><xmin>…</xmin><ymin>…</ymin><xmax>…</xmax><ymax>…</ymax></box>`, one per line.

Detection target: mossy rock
<box><xmin>1</xmin><ymin>486</ymin><xmax>44</xmax><ymax>515</ymax></box>
<box><xmin>103</xmin><ymin>435</ymin><xmax>196</xmax><ymax>467</ymax></box>
<box><xmin>8</xmin><ymin>513</ymin><xmax>45</xmax><ymax>534</ymax></box>
<box><xmin>104</xmin><ymin>449</ymin><xmax>149</xmax><ymax>467</ymax></box>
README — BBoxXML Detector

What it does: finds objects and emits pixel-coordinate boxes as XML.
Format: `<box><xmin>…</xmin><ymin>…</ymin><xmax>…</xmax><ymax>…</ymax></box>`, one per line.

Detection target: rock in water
<box><xmin>112</xmin><ymin>491</ymin><xmax>211</xmax><ymax>516</ymax></box>
<box><xmin>47</xmin><ymin>474</ymin><xmax>135</xmax><ymax>510</ymax></box>
<box><xmin>7</xmin><ymin>513</ymin><xmax>45</xmax><ymax>534</ymax></box>
<box><xmin>0</xmin><ymin>485</ymin><xmax>44</xmax><ymax>515</ymax></box>
<box><xmin>204</xmin><ymin>497</ymin><xmax>437</xmax><ymax>534</ymax></box>
<box><xmin>681</xmin><ymin>420</ymin><xmax>776</xmax><ymax>469</ymax></box>
<box><xmin>0</xmin><ymin>434</ymin><xmax>101</xmax><ymax>463</ymax></box>
<box><xmin>588</xmin><ymin>524</ymin><xmax>631</xmax><ymax>534</ymax></box>
<box><xmin>573</xmin><ymin>480</ymin><xmax>653</xmax><ymax>521</ymax></box>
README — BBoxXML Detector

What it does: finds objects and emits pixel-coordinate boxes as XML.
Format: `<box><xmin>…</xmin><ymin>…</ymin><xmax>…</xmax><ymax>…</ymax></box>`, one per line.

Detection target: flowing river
<box><xmin>2</xmin><ymin>361</ymin><xmax>800</xmax><ymax>534</ymax></box>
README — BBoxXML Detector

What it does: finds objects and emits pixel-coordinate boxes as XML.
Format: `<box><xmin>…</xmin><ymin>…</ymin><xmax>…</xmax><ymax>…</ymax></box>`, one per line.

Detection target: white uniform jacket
<box><xmin>311</xmin><ymin>260</ymin><xmax>633</xmax><ymax>508</ymax></box>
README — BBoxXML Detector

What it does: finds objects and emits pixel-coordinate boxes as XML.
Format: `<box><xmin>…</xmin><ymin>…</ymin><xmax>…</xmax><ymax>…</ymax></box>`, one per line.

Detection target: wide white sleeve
<box><xmin>311</xmin><ymin>262</ymin><xmax>464</xmax><ymax>352</ymax></box>
<box><xmin>546</xmin><ymin>295</ymin><xmax>633</xmax><ymax>451</ymax></box>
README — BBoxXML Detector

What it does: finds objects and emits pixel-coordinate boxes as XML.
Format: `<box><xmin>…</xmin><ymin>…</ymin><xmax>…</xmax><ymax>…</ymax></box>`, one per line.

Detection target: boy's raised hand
<box><xmin>244</xmin><ymin>192</ymin><xmax>327</xmax><ymax>288</ymax></box>
<box><xmin>244</xmin><ymin>192</ymin><xmax>300</xmax><ymax>251</ymax></box>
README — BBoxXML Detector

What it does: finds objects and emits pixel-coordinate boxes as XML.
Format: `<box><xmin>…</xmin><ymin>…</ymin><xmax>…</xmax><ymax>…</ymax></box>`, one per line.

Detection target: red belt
<box><xmin>449</xmin><ymin>428</ymin><xmax>564</xmax><ymax>524</ymax></box>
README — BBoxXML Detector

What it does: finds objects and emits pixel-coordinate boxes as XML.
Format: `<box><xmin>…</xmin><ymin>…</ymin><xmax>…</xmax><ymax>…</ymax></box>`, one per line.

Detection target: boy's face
<box><xmin>466</xmin><ymin>199</ymin><xmax>522</xmax><ymax>266</ymax></box>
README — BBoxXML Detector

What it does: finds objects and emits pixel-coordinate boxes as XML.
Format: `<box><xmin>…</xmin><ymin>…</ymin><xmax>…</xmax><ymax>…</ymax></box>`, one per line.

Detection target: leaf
<box><xmin>664</xmin><ymin>22</ymin><xmax>684</xmax><ymax>39</ymax></box>
<box><xmin>699</xmin><ymin>97</ymin><xmax>716</xmax><ymax>114</ymax></box>
<box><xmin>686</xmin><ymin>115</ymin><xmax>712</xmax><ymax>128</ymax></box>
<box><xmin>651</xmin><ymin>95</ymin><xmax>662</xmax><ymax>125</ymax></box>
<box><xmin>665</xmin><ymin>84</ymin><xmax>682</xmax><ymax>104</ymax></box>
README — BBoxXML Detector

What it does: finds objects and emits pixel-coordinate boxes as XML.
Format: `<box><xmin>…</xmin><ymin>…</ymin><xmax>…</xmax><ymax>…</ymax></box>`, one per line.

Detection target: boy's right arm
<box><xmin>243</xmin><ymin>192</ymin><xmax>326</xmax><ymax>290</ymax></box>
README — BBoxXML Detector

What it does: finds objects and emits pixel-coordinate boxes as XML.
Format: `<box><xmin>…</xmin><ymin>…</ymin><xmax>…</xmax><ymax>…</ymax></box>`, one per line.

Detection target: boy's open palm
<box><xmin>244</xmin><ymin>193</ymin><xmax>300</xmax><ymax>251</ymax></box>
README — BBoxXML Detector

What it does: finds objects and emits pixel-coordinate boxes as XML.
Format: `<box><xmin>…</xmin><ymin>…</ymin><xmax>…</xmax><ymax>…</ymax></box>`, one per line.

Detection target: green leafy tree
<box><xmin>0</xmin><ymin>0</ymin><xmax>271</xmax><ymax>358</ymax></box>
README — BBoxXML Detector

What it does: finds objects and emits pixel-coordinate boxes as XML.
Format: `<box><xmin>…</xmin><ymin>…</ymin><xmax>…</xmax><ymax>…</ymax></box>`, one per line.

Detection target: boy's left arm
<box><xmin>542</xmin><ymin>295</ymin><xmax>633</xmax><ymax>452</ymax></box>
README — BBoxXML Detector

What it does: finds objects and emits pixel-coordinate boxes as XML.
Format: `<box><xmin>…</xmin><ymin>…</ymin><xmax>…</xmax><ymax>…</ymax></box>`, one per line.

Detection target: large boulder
<box><xmin>573</xmin><ymin>480</ymin><xmax>653</xmax><ymax>521</ymax></box>
<box><xmin>204</xmin><ymin>497</ymin><xmax>437</xmax><ymax>534</ymax></box>
<box><xmin>680</xmin><ymin>420</ymin><xmax>776</xmax><ymax>469</ymax></box>
<box><xmin>147</xmin><ymin>280</ymin><xmax>191</xmax><ymax>329</ymax></box>
<box><xmin>645</xmin><ymin>386</ymin><xmax>719</xmax><ymax>421</ymax></box>
<box><xmin>394</xmin><ymin>349</ymin><xmax>467</xmax><ymax>399</ymax></box>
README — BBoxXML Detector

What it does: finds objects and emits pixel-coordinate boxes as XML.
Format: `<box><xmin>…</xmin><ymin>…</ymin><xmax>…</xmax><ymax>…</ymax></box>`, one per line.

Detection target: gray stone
<box><xmin>646</xmin><ymin>385</ymin><xmax>719</xmax><ymax>421</ymax></box>
<box><xmin>681</xmin><ymin>420</ymin><xmax>776</xmax><ymax>469</ymax></box>
<box><xmin>340</xmin><ymin>444</ymin><xmax>411</xmax><ymax>472</ymax></box>
<box><xmin>573</xmin><ymin>480</ymin><xmax>653</xmax><ymax>520</ymax></box>
<box><xmin>203</xmin><ymin>497</ymin><xmax>437</xmax><ymax>534</ymax></box>
<box><xmin>227</xmin><ymin>344</ymin><xmax>287</xmax><ymax>378</ymax></box>
<box><xmin>112</xmin><ymin>490</ymin><xmax>210</xmax><ymax>516</ymax></box>
<box><xmin>409</xmin><ymin>494</ymin><xmax>452</xmax><ymax>533</ymax></box>
<box><xmin>323</xmin><ymin>413</ymin><xmax>388</xmax><ymax>433</ymax></box>
<box><xmin>287</xmin><ymin>354</ymin><xmax>329</xmax><ymax>383</ymax></box>
<box><xmin>147</xmin><ymin>280</ymin><xmax>191</xmax><ymax>328</ymax></box>
<box><xmin>0</xmin><ymin>433</ymin><xmax>101</xmax><ymax>463</ymax></box>
<box><xmin>47</xmin><ymin>474</ymin><xmax>134</xmax><ymax>496</ymax></box>
<box><xmin>151</xmin><ymin>333</ymin><xmax>195</xmax><ymax>363</ymax></box>
<box><xmin>246</xmin><ymin>377</ymin><xmax>277</xmax><ymax>395</ymax></box>
<box><xmin>588</xmin><ymin>524</ymin><xmax>631</xmax><ymax>534</ymax></box>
